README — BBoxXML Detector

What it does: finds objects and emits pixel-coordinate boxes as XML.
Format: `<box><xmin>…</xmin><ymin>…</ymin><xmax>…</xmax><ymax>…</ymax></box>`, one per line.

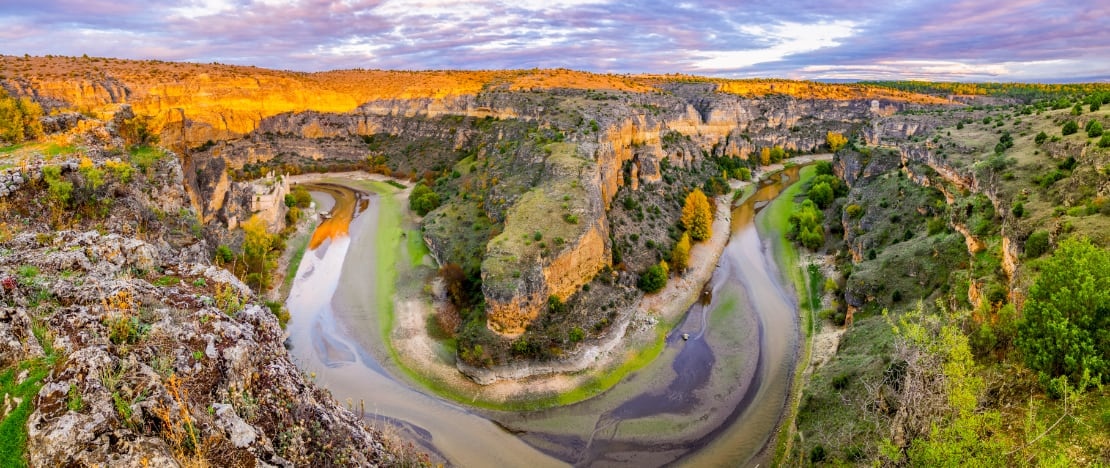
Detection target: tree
<box><xmin>1024</xmin><ymin>230</ymin><xmax>1050</xmax><ymax>258</ymax></box>
<box><xmin>1061</xmin><ymin>120</ymin><xmax>1078</xmax><ymax>136</ymax></box>
<box><xmin>760</xmin><ymin>147</ymin><xmax>772</xmax><ymax>166</ymax></box>
<box><xmin>670</xmin><ymin>232</ymin><xmax>691</xmax><ymax>273</ymax></box>
<box><xmin>808</xmin><ymin>182</ymin><xmax>834</xmax><ymax>209</ymax></box>
<box><xmin>1087</xmin><ymin>120</ymin><xmax>1103</xmax><ymax>138</ymax></box>
<box><xmin>1100</xmin><ymin>134</ymin><xmax>1110</xmax><ymax>148</ymax></box>
<box><xmin>826</xmin><ymin>132</ymin><xmax>848</xmax><ymax>152</ymax></box>
<box><xmin>1016</xmin><ymin>237</ymin><xmax>1110</xmax><ymax>387</ymax></box>
<box><xmin>409</xmin><ymin>183</ymin><xmax>440</xmax><ymax>215</ymax></box>
<box><xmin>240</xmin><ymin>215</ymin><xmax>277</xmax><ymax>290</ymax></box>
<box><xmin>0</xmin><ymin>92</ymin><xmax>43</xmax><ymax>143</ymax></box>
<box><xmin>637</xmin><ymin>262</ymin><xmax>668</xmax><ymax>293</ymax></box>
<box><xmin>1034</xmin><ymin>131</ymin><xmax>1048</xmax><ymax>144</ymax></box>
<box><xmin>814</xmin><ymin>160</ymin><xmax>835</xmax><ymax>176</ymax></box>
<box><xmin>770</xmin><ymin>145</ymin><xmax>786</xmax><ymax>163</ymax></box>
<box><xmin>681</xmin><ymin>188</ymin><xmax>713</xmax><ymax>242</ymax></box>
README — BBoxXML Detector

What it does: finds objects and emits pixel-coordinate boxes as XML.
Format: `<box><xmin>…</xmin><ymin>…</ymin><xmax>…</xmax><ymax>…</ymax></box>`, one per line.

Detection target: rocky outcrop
<box><xmin>0</xmin><ymin>230</ymin><xmax>398</xmax><ymax>467</ymax></box>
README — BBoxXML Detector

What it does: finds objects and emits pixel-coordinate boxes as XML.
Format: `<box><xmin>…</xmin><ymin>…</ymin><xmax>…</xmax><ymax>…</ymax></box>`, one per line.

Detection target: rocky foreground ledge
<box><xmin>0</xmin><ymin>231</ymin><xmax>411</xmax><ymax>466</ymax></box>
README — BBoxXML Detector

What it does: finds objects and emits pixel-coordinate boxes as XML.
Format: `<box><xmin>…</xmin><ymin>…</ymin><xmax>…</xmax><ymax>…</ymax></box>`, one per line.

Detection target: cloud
<box><xmin>0</xmin><ymin>0</ymin><xmax>1106</xmax><ymax>81</ymax></box>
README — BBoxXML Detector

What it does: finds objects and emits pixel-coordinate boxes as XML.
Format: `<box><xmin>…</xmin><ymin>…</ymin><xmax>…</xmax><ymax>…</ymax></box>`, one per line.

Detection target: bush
<box><xmin>1100</xmin><ymin>134</ymin><xmax>1110</xmax><ymax>148</ymax></box>
<box><xmin>1017</xmin><ymin>237</ymin><xmax>1110</xmax><ymax>386</ymax></box>
<box><xmin>1011</xmin><ymin>202</ymin><xmax>1024</xmax><ymax>218</ymax></box>
<box><xmin>1024</xmin><ymin>231</ymin><xmax>1050</xmax><ymax>258</ymax></box>
<box><xmin>409</xmin><ymin>183</ymin><xmax>440</xmax><ymax>215</ymax></box>
<box><xmin>814</xmin><ymin>160</ymin><xmax>835</xmax><ymax>176</ymax></box>
<box><xmin>637</xmin><ymin>262</ymin><xmax>668</xmax><ymax>293</ymax></box>
<box><xmin>807</xmin><ymin>182</ymin><xmax>834</xmax><ymax>209</ymax></box>
<box><xmin>1087</xmin><ymin>120</ymin><xmax>1103</xmax><ymax>138</ymax></box>
<box><xmin>1034</xmin><ymin>131</ymin><xmax>1048</xmax><ymax>144</ymax></box>
<box><xmin>43</xmin><ymin>166</ymin><xmax>73</xmax><ymax>206</ymax></box>
<box><xmin>290</xmin><ymin>185</ymin><xmax>312</xmax><ymax>207</ymax></box>
<box><xmin>1061</xmin><ymin>120</ymin><xmax>1078</xmax><ymax>136</ymax></box>
<box><xmin>845</xmin><ymin>204</ymin><xmax>864</xmax><ymax>219</ymax></box>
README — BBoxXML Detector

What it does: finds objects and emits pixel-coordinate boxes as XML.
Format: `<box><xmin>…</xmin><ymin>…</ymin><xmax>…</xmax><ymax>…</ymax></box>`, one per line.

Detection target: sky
<box><xmin>2</xmin><ymin>0</ymin><xmax>1108</xmax><ymax>81</ymax></box>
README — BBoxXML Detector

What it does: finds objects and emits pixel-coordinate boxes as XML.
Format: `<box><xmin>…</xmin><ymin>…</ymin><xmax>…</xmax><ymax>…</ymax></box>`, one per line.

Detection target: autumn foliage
<box><xmin>826</xmin><ymin>132</ymin><xmax>848</xmax><ymax>152</ymax></box>
<box><xmin>681</xmin><ymin>189</ymin><xmax>713</xmax><ymax>242</ymax></box>
<box><xmin>671</xmin><ymin>232</ymin><xmax>691</xmax><ymax>272</ymax></box>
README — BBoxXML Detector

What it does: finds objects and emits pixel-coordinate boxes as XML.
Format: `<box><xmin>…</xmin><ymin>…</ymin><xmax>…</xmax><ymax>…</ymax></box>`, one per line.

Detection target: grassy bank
<box><xmin>279</xmin><ymin>221</ymin><xmax>316</xmax><ymax>299</ymax></box>
<box><xmin>753</xmin><ymin>164</ymin><xmax>822</xmax><ymax>464</ymax></box>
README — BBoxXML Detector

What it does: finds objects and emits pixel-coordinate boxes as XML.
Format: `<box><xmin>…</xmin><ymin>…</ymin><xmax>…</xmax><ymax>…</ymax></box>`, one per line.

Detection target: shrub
<box><xmin>807</xmin><ymin>182</ymin><xmax>834</xmax><ymax>209</ymax></box>
<box><xmin>1087</xmin><ymin>120</ymin><xmax>1103</xmax><ymax>138</ymax></box>
<box><xmin>43</xmin><ymin>166</ymin><xmax>73</xmax><ymax>206</ymax></box>
<box><xmin>264</xmin><ymin>300</ymin><xmax>290</xmax><ymax>329</ymax></box>
<box><xmin>104</xmin><ymin>160</ymin><xmax>134</xmax><ymax>183</ymax></box>
<box><xmin>78</xmin><ymin>157</ymin><xmax>105</xmax><ymax>190</ymax></box>
<box><xmin>637</xmin><ymin>262</ymin><xmax>668</xmax><ymax>293</ymax></box>
<box><xmin>291</xmin><ymin>185</ymin><xmax>312</xmax><ymax>207</ymax></box>
<box><xmin>409</xmin><ymin>183</ymin><xmax>440</xmax><ymax>215</ymax></box>
<box><xmin>1024</xmin><ymin>231</ymin><xmax>1050</xmax><ymax>258</ymax></box>
<box><xmin>1016</xmin><ymin>237</ymin><xmax>1110</xmax><ymax>387</ymax></box>
<box><xmin>1061</xmin><ymin>120</ymin><xmax>1078</xmax><ymax>136</ymax></box>
<box><xmin>844</xmin><ymin>204</ymin><xmax>864</xmax><ymax>219</ymax></box>
<box><xmin>1034</xmin><ymin>131</ymin><xmax>1048</xmax><ymax>144</ymax></box>
<box><xmin>814</xmin><ymin>160</ymin><xmax>835</xmax><ymax>176</ymax></box>
<box><xmin>1100</xmin><ymin>134</ymin><xmax>1110</xmax><ymax>148</ymax></box>
<box><xmin>1011</xmin><ymin>202</ymin><xmax>1024</xmax><ymax>218</ymax></box>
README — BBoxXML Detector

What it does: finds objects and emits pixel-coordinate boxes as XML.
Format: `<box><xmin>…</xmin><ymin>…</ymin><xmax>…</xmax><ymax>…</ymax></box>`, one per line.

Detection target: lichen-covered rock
<box><xmin>1</xmin><ymin>228</ymin><xmax>400</xmax><ymax>467</ymax></box>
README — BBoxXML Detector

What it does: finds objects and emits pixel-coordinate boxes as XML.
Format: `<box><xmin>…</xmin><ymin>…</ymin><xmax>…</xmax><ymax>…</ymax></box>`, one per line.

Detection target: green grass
<box><xmin>406</xmin><ymin>229</ymin><xmax>430</xmax><ymax>266</ymax></box>
<box><xmin>1</xmin><ymin>324</ymin><xmax>58</xmax><ymax>467</ymax></box>
<box><xmin>280</xmin><ymin>221</ymin><xmax>315</xmax><ymax>298</ymax></box>
<box><xmin>0</xmin><ymin>364</ymin><xmax>48</xmax><ymax>467</ymax></box>
<box><xmin>0</xmin><ymin>142</ymin><xmax>26</xmax><ymax>154</ymax></box>
<box><xmin>42</xmin><ymin>143</ymin><xmax>75</xmax><ymax>157</ymax></box>
<box><xmin>128</xmin><ymin>145</ymin><xmax>164</xmax><ymax>171</ymax></box>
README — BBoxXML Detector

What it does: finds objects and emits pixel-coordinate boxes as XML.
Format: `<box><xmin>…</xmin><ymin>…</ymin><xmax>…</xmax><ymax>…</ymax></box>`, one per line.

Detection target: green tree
<box><xmin>409</xmin><ymin>183</ymin><xmax>441</xmax><ymax>215</ymax></box>
<box><xmin>1087</xmin><ymin>120</ymin><xmax>1103</xmax><ymax>138</ymax></box>
<box><xmin>1100</xmin><ymin>134</ymin><xmax>1110</xmax><ymax>148</ymax></box>
<box><xmin>637</xmin><ymin>262</ymin><xmax>668</xmax><ymax>293</ymax></box>
<box><xmin>769</xmin><ymin>145</ymin><xmax>786</xmax><ymax>163</ymax></box>
<box><xmin>1061</xmin><ymin>120</ymin><xmax>1078</xmax><ymax>136</ymax></box>
<box><xmin>1034</xmin><ymin>131</ymin><xmax>1048</xmax><ymax>144</ymax></box>
<box><xmin>814</xmin><ymin>160</ymin><xmax>835</xmax><ymax>176</ymax></box>
<box><xmin>807</xmin><ymin>182</ymin><xmax>834</xmax><ymax>209</ymax></box>
<box><xmin>1016</xmin><ymin>237</ymin><xmax>1110</xmax><ymax>387</ymax></box>
<box><xmin>681</xmin><ymin>188</ymin><xmax>713</xmax><ymax>242</ymax></box>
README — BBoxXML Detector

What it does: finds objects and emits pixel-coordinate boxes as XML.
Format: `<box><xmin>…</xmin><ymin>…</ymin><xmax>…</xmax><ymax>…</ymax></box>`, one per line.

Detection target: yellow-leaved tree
<box><xmin>826</xmin><ymin>131</ymin><xmax>848</xmax><ymax>152</ymax></box>
<box><xmin>681</xmin><ymin>189</ymin><xmax>713</xmax><ymax>242</ymax></box>
<box><xmin>760</xmin><ymin>147</ymin><xmax>772</xmax><ymax>166</ymax></box>
<box><xmin>671</xmin><ymin>232</ymin><xmax>691</xmax><ymax>272</ymax></box>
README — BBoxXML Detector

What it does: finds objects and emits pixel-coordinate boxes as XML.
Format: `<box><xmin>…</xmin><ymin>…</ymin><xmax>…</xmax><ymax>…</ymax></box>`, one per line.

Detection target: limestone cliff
<box><xmin>3</xmin><ymin>55</ymin><xmax>953</xmax><ymax>346</ymax></box>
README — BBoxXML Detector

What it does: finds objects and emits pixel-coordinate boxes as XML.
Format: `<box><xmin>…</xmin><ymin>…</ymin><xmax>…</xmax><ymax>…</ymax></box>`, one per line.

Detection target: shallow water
<box><xmin>284</xmin><ymin>169</ymin><xmax>804</xmax><ymax>467</ymax></box>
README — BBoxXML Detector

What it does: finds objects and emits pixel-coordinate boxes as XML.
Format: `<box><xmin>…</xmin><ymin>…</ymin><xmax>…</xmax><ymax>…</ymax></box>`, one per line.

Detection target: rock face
<box><xmin>1</xmin><ymin>230</ymin><xmax>398</xmax><ymax>467</ymax></box>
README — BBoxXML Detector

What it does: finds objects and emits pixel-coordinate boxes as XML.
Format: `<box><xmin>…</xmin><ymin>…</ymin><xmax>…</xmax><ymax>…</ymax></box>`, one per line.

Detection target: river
<box><xmin>285</xmin><ymin>168</ymin><xmax>804</xmax><ymax>467</ymax></box>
